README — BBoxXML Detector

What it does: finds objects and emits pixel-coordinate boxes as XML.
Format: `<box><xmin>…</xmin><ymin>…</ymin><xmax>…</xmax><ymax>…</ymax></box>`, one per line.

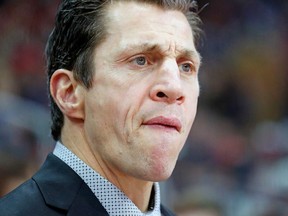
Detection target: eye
<box><xmin>179</xmin><ymin>62</ymin><xmax>194</xmax><ymax>73</ymax></box>
<box><xmin>132</xmin><ymin>56</ymin><xmax>147</xmax><ymax>66</ymax></box>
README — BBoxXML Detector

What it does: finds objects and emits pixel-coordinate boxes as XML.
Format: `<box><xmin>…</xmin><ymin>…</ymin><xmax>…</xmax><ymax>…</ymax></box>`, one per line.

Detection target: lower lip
<box><xmin>143</xmin><ymin>124</ymin><xmax>178</xmax><ymax>132</ymax></box>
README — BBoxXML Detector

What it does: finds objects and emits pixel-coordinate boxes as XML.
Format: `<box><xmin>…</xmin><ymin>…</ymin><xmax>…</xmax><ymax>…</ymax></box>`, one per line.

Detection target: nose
<box><xmin>150</xmin><ymin>59</ymin><xmax>185</xmax><ymax>104</ymax></box>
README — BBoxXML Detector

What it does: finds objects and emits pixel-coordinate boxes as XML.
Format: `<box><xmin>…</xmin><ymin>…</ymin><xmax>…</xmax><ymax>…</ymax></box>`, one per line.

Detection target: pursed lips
<box><xmin>142</xmin><ymin>116</ymin><xmax>182</xmax><ymax>132</ymax></box>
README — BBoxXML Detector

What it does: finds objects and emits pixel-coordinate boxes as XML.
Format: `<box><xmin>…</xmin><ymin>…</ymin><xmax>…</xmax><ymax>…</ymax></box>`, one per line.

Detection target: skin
<box><xmin>50</xmin><ymin>1</ymin><xmax>201</xmax><ymax>212</ymax></box>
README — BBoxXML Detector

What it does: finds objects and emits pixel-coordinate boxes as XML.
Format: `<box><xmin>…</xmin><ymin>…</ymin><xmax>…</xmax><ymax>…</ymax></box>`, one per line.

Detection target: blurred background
<box><xmin>0</xmin><ymin>0</ymin><xmax>287</xmax><ymax>215</ymax></box>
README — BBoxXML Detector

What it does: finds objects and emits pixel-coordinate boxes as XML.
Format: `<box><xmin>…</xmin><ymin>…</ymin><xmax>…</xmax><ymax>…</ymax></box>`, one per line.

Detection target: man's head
<box><xmin>46</xmin><ymin>0</ymin><xmax>202</xmax><ymax>141</ymax></box>
<box><xmin>48</xmin><ymin>0</ymin><xmax>202</xmax><ymax>181</ymax></box>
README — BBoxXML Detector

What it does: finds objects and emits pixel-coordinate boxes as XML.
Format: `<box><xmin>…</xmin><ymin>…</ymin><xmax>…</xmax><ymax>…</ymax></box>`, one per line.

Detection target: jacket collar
<box><xmin>33</xmin><ymin>153</ymin><xmax>108</xmax><ymax>215</ymax></box>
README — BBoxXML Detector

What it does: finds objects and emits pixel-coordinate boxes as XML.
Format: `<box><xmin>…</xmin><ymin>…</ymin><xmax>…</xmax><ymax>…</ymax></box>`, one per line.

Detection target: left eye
<box><xmin>180</xmin><ymin>63</ymin><xmax>193</xmax><ymax>73</ymax></box>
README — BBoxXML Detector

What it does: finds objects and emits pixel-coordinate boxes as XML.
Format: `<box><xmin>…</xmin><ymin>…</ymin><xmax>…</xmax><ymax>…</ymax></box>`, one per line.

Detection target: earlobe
<box><xmin>50</xmin><ymin>69</ymin><xmax>85</xmax><ymax>120</ymax></box>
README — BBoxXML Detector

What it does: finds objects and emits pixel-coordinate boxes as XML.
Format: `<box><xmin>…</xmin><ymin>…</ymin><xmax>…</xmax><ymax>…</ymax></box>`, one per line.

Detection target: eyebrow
<box><xmin>177</xmin><ymin>47</ymin><xmax>202</xmax><ymax>68</ymax></box>
<box><xmin>120</xmin><ymin>42</ymin><xmax>202</xmax><ymax>66</ymax></box>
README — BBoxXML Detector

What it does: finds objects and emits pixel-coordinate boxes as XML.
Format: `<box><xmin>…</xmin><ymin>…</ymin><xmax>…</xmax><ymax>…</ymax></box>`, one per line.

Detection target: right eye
<box><xmin>130</xmin><ymin>56</ymin><xmax>148</xmax><ymax>66</ymax></box>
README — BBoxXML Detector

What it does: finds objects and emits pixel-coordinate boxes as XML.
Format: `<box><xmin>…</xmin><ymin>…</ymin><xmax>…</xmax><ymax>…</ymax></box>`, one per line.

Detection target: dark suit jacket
<box><xmin>0</xmin><ymin>154</ymin><xmax>175</xmax><ymax>216</ymax></box>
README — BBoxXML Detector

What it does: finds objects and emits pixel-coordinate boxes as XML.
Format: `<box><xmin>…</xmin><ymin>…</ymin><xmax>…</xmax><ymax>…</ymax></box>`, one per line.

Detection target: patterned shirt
<box><xmin>53</xmin><ymin>142</ymin><xmax>161</xmax><ymax>216</ymax></box>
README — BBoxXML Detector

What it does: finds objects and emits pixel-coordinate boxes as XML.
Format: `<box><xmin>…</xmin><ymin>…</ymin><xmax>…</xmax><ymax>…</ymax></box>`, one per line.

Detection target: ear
<box><xmin>50</xmin><ymin>69</ymin><xmax>85</xmax><ymax>120</ymax></box>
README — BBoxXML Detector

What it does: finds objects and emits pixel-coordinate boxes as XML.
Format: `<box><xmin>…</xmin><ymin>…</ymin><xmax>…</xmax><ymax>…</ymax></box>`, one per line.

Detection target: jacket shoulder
<box><xmin>0</xmin><ymin>178</ymin><xmax>63</xmax><ymax>216</ymax></box>
<box><xmin>161</xmin><ymin>204</ymin><xmax>176</xmax><ymax>216</ymax></box>
<box><xmin>0</xmin><ymin>154</ymin><xmax>107</xmax><ymax>216</ymax></box>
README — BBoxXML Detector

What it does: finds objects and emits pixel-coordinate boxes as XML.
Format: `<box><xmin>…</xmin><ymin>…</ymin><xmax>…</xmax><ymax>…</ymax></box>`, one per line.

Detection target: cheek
<box><xmin>88</xmin><ymin>81</ymin><xmax>124</xmax><ymax>117</ymax></box>
<box><xmin>185</xmin><ymin>90</ymin><xmax>199</xmax><ymax>120</ymax></box>
<box><xmin>86</xmin><ymin>85</ymin><xmax>138</xmax><ymax>144</ymax></box>
<box><xmin>84</xmin><ymin>86</ymin><xmax>120</xmax><ymax>139</ymax></box>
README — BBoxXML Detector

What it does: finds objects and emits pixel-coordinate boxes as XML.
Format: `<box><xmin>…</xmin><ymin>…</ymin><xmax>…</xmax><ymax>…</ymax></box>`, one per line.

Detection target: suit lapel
<box><xmin>33</xmin><ymin>154</ymin><xmax>109</xmax><ymax>215</ymax></box>
<box><xmin>67</xmin><ymin>182</ymin><xmax>108</xmax><ymax>216</ymax></box>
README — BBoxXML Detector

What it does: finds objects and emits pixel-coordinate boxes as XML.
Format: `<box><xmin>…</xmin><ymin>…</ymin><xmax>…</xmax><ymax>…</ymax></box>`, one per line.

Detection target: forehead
<box><xmin>104</xmin><ymin>1</ymin><xmax>196</xmax><ymax>52</ymax></box>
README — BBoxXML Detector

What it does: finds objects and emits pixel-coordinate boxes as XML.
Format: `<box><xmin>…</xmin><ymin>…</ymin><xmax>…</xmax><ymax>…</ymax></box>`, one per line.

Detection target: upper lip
<box><xmin>143</xmin><ymin>116</ymin><xmax>182</xmax><ymax>132</ymax></box>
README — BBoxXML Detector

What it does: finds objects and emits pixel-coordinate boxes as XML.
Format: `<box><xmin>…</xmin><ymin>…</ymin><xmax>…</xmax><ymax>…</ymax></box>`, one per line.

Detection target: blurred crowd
<box><xmin>0</xmin><ymin>0</ymin><xmax>59</xmax><ymax>196</ymax></box>
<box><xmin>0</xmin><ymin>1</ymin><xmax>287</xmax><ymax>216</ymax></box>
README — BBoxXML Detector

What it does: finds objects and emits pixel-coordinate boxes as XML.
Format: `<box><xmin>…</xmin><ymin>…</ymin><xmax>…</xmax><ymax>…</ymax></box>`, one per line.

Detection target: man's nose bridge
<box><xmin>157</xmin><ymin>58</ymin><xmax>181</xmax><ymax>87</ymax></box>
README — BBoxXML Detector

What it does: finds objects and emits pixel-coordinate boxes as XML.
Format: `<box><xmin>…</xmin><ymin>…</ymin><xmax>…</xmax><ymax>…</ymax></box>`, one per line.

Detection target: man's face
<box><xmin>83</xmin><ymin>1</ymin><xmax>201</xmax><ymax>181</ymax></box>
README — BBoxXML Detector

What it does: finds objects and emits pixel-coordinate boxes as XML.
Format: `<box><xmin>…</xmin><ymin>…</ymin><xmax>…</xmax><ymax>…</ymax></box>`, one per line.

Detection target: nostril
<box><xmin>156</xmin><ymin>92</ymin><xmax>166</xmax><ymax>98</ymax></box>
<box><xmin>177</xmin><ymin>96</ymin><xmax>184</xmax><ymax>101</ymax></box>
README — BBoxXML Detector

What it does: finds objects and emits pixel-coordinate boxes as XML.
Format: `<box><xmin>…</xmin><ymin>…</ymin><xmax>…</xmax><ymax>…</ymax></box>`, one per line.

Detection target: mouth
<box><xmin>142</xmin><ymin>116</ymin><xmax>182</xmax><ymax>133</ymax></box>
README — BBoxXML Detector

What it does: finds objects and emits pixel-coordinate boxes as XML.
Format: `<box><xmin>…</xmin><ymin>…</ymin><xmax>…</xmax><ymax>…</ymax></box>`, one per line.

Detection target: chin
<box><xmin>154</xmin><ymin>172</ymin><xmax>173</xmax><ymax>182</ymax></box>
<box><xmin>148</xmin><ymin>160</ymin><xmax>177</xmax><ymax>182</ymax></box>
<box><xmin>150</xmin><ymin>171</ymin><xmax>174</xmax><ymax>182</ymax></box>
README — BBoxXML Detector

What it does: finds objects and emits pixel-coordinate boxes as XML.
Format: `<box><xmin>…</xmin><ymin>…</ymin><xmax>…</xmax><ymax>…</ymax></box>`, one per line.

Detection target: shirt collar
<box><xmin>53</xmin><ymin>142</ymin><xmax>161</xmax><ymax>216</ymax></box>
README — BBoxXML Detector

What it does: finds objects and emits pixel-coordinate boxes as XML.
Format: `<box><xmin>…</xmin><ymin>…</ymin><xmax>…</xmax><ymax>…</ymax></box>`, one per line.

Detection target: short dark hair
<box><xmin>46</xmin><ymin>0</ymin><xmax>202</xmax><ymax>141</ymax></box>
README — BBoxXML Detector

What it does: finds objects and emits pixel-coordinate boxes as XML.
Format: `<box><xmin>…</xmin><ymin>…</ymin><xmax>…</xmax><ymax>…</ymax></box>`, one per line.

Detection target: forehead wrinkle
<box><xmin>122</xmin><ymin>43</ymin><xmax>161</xmax><ymax>53</ymax></box>
<box><xmin>163</xmin><ymin>42</ymin><xmax>200</xmax><ymax>61</ymax></box>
